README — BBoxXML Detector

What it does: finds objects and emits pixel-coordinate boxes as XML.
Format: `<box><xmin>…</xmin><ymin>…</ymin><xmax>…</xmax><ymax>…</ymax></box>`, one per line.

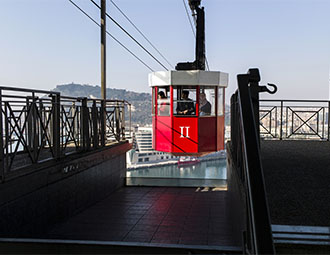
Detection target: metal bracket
<box><xmin>259</xmin><ymin>83</ymin><xmax>277</xmax><ymax>94</ymax></box>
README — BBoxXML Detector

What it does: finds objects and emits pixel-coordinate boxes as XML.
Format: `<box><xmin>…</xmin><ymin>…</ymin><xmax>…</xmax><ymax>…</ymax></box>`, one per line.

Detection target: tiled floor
<box><xmin>48</xmin><ymin>187</ymin><xmax>236</xmax><ymax>246</ymax></box>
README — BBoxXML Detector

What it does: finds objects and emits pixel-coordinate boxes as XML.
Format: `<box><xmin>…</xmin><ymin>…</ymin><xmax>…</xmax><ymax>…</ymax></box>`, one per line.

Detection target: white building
<box><xmin>127</xmin><ymin>126</ymin><xmax>178</xmax><ymax>166</ymax></box>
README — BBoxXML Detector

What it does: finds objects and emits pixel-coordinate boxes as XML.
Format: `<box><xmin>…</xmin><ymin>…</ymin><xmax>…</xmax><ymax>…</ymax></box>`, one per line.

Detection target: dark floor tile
<box><xmin>125</xmin><ymin>230</ymin><xmax>155</xmax><ymax>239</ymax></box>
<box><xmin>160</xmin><ymin>220</ymin><xmax>185</xmax><ymax>227</ymax></box>
<box><xmin>153</xmin><ymin>231</ymin><xmax>181</xmax><ymax>240</ymax></box>
<box><xmin>157</xmin><ymin>225</ymin><xmax>182</xmax><ymax>234</ymax></box>
<box><xmin>131</xmin><ymin>224</ymin><xmax>159</xmax><ymax>232</ymax></box>
<box><xmin>179</xmin><ymin>238</ymin><xmax>208</xmax><ymax>245</ymax></box>
<box><xmin>137</xmin><ymin>218</ymin><xmax>163</xmax><ymax>226</ymax></box>
<box><xmin>123</xmin><ymin>236</ymin><xmax>152</xmax><ymax>242</ymax></box>
<box><xmin>151</xmin><ymin>238</ymin><xmax>179</xmax><ymax>244</ymax></box>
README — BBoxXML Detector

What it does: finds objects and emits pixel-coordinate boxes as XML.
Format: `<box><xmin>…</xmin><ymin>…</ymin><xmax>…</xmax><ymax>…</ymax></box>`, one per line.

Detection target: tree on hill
<box><xmin>54</xmin><ymin>83</ymin><xmax>152</xmax><ymax>125</ymax></box>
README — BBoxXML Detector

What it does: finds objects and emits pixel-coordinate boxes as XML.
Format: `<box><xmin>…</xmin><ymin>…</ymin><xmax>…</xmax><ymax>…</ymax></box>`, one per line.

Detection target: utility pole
<box><xmin>100</xmin><ymin>0</ymin><xmax>106</xmax><ymax>146</ymax></box>
<box><xmin>101</xmin><ymin>0</ymin><xmax>106</xmax><ymax>100</ymax></box>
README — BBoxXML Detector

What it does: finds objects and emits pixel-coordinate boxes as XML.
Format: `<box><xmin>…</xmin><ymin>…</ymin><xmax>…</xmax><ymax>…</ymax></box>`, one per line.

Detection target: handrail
<box><xmin>0</xmin><ymin>86</ymin><xmax>131</xmax><ymax>182</ymax></box>
<box><xmin>259</xmin><ymin>99</ymin><xmax>330</xmax><ymax>140</ymax></box>
<box><xmin>231</xmin><ymin>69</ymin><xmax>275</xmax><ymax>254</ymax></box>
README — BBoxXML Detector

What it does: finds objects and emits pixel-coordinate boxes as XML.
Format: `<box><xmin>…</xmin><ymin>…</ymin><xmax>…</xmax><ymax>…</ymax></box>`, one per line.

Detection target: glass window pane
<box><xmin>173</xmin><ymin>86</ymin><xmax>196</xmax><ymax>116</ymax></box>
<box><xmin>157</xmin><ymin>86</ymin><xmax>170</xmax><ymax>116</ymax></box>
<box><xmin>218</xmin><ymin>88</ymin><xmax>224</xmax><ymax>116</ymax></box>
<box><xmin>199</xmin><ymin>87</ymin><xmax>215</xmax><ymax>116</ymax></box>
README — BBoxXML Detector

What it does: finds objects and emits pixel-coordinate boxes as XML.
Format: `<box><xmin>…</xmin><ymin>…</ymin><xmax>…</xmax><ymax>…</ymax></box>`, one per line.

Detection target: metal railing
<box><xmin>260</xmin><ymin>100</ymin><xmax>330</xmax><ymax>141</ymax></box>
<box><xmin>0</xmin><ymin>86</ymin><xmax>131</xmax><ymax>181</ymax></box>
<box><xmin>230</xmin><ymin>69</ymin><xmax>275</xmax><ymax>254</ymax></box>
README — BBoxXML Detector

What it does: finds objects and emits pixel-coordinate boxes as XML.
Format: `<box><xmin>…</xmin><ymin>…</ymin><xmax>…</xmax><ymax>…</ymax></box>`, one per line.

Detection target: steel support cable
<box><xmin>68</xmin><ymin>0</ymin><xmax>154</xmax><ymax>72</ymax></box>
<box><xmin>110</xmin><ymin>0</ymin><xmax>174</xmax><ymax>69</ymax></box>
<box><xmin>183</xmin><ymin>0</ymin><xmax>196</xmax><ymax>37</ymax></box>
<box><xmin>182</xmin><ymin>0</ymin><xmax>210</xmax><ymax>71</ymax></box>
<box><xmin>90</xmin><ymin>0</ymin><xmax>168</xmax><ymax>71</ymax></box>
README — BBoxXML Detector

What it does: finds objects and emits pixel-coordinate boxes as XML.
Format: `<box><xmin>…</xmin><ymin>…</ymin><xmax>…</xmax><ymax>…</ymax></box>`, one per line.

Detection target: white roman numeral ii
<box><xmin>179</xmin><ymin>126</ymin><xmax>190</xmax><ymax>138</ymax></box>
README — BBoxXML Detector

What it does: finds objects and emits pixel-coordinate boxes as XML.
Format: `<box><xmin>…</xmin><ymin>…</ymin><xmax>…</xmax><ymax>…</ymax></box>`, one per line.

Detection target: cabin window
<box><xmin>138</xmin><ymin>158</ymin><xmax>143</xmax><ymax>162</ymax></box>
<box><xmin>145</xmin><ymin>158</ymin><xmax>149</xmax><ymax>162</ymax></box>
<box><xmin>157</xmin><ymin>86</ymin><xmax>170</xmax><ymax>116</ymax></box>
<box><xmin>199</xmin><ymin>87</ymin><xmax>216</xmax><ymax>116</ymax></box>
<box><xmin>173</xmin><ymin>86</ymin><xmax>196</xmax><ymax>116</ymax></box>
<box><xmin>218</xmin><ymin>88</ymin><xmax>224</xmax><ymax>116</ymax></box>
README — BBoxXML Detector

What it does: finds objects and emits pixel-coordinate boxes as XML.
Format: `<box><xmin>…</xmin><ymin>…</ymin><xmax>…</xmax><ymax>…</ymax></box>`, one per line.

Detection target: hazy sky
<box><xmin>1</xmin><ymin>0</ymin><xmax>330</xmax><ymax>102</ymax></box>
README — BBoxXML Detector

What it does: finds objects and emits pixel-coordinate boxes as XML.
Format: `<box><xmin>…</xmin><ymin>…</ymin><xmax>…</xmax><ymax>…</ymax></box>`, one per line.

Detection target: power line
<box><xmin>182</xmin><ymin>0</ymin><xmax>210</xmax><ymax>71</ymax></box>
<box><xmin>68</xmin><ymin>0</ymin><xmax>154</xmax><ymax>72</ymax></box>
<box><xmin>110</xmin><ymin>0</ymin><xmax>174</xmax><ymax>69</ymax></box>
<box><xmin>90</xmin><ymin>0</ymin><xmax>168</xmax><ymax>71</ymax></box>
<box><xmin>183</xmin><ymin>0</ymin><xmax>196</xmax><ymax>37</ymax></box>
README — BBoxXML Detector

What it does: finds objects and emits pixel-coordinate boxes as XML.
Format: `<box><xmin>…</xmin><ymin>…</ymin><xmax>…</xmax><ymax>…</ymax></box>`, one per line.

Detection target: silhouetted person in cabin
<box><xmin>176</xmin><ymin>90</ymin><xmax>195</xmax><ymax>115</ymax></box>
<box><xmin>158</xmin><ymin>91</ymin><xmax>169</xmax><ymax>115</ymax></box>
<box><xmin>199</xmin><ymin>92</ymin><xmax>211</xmax><ymax>116</ymax></box>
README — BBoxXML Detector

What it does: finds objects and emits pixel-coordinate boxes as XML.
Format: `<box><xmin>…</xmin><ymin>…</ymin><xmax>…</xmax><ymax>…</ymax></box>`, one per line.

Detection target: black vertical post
<box><xmin>81</xmin><ymin>98</ymin><xmax>90</xmax><ymax>151</ymax></box>
<box><xmin>195</xmin><ymin>6</ymin><xmax>205</xmax><ymax>70</ymax></box>
<box><xmin>328</xmin><ymin>101</ymin><xmax>330</xmax><ymax>141</ymax></box>
<box><xmin>100</xmin><ymin>0</ymin><xmax>107</xmax><ymax>146</ymax></box>
<box><xmin>100</xmin><ymin>100</ymin><xmax>106</xmax><ymax>146</ymax></box>
<box><xmin>92</xmin><ymin>100</ymin><xmax>98</xmax><ymax>148</ymax></box>
<box><xmin>280</xmin><ymin>100</ymin><xmax>283</xmax><ymax>140</ymax></box>
<box><xmin>32</xmin><ymin>93</ymin><xmax>38</xmax><ymax>162</ymax></box>
<box><xmin>0</xmin><ymin>89</ymin><xmax>4</xmax><ymax>181</ymax></box>
<box><xmin>115</xmin><ymin>103</ymin><xmax>120</xmax><ymax>141</ymax></box>
<box><xmin>52</xmin><ymin>94</ymin><xmax>61</xmax><ymax>160</ymax></box>
<box><xmin>247</xmin><ymin>68</ymin><xmax>261</xmax><ymax>146</ymax></box>
<box><xmin>101</xmin><ymin>0</ymin><xmax>106</xmax><ymax>100</ymax></box>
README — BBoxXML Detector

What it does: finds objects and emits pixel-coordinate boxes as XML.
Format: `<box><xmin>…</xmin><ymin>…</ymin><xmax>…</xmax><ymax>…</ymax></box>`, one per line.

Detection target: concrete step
<box><xmin>272</xmin><ymin>224</ymin><xmax>330</xmax><ymax>254</ymax></box>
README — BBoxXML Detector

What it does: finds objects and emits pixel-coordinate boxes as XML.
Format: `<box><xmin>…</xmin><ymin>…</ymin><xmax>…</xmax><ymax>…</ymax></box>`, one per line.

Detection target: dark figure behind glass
<box><xmin>176</xmin><ymin>90</ymin><xmax>195</xmax><ymax>115</ymax></box>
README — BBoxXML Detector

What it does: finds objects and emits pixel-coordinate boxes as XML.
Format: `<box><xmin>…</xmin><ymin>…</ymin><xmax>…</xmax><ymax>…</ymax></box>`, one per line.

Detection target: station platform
<box><xmin>47</xmin><ymin>186</ymin><xmax>239</xmax><ymax>249</ymax></box>
<box><xmin>261</xmin><ymin>140</ymin><xmax>330</xmax><ymax>227</ymax></box>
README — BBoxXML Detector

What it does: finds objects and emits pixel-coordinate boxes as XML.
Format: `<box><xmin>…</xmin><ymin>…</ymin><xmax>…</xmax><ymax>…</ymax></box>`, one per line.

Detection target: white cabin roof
<box><xmin>148</xmin><ymin>70</ymin><xmax>228</xmax><ymax>88</ymax></box>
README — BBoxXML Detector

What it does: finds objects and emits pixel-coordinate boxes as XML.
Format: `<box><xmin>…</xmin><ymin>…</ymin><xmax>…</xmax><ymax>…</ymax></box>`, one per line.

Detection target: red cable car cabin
<box><xmin>149</xmin><ymin>70</ymin><xmax>228</xmax><ymax>157</ymax></box>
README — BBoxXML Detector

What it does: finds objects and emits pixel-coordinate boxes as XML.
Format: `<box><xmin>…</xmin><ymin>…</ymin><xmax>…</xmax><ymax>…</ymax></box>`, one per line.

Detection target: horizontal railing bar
<box><xmin>0</xmin><ymin>86</ymin><xmax>60</xmax><ymax>95</ymax></box>
<box><xmin>260</xmin><ymin>99</ymin><xmax>330</xmax><ymax>103</ymax></box>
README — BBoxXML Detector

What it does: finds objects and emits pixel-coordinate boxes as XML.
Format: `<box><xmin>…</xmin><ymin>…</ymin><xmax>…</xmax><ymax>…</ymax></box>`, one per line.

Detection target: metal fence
<box><xmin>231</xmin><ymin>69</ymin><xmax>275</xmax><ymax>254</ymax></box>
<box><xmin>260</xmin><ymin>99</ymin><xmax>330</xmax><ymax>141</ymax></box>
<box><xmin>0</xmin><ymin>86</ymin><xmax>131</xmax><ymax>180</ymax></box>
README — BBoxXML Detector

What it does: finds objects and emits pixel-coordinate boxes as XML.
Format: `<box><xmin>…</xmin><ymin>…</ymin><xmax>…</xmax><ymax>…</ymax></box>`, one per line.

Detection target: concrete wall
<box><xmin>0</xmin><ymin>142</ymin><xmax>131</xmax><ymax>238</ymax></box>
<box><xmin>226</xmin><ymin>141</ymin><xmax>246</xmax><ymax>247</ymax></box>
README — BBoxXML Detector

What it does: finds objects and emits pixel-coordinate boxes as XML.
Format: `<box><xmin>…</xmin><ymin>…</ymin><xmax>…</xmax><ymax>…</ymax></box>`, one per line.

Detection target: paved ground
<box><xmin>47</xmin><ymin>186</ymin><xmax>237</xmax><ymax>247</ymax></box>
<box><xmin>261</xmin><ymin>140</ymin><xmax>330</xmax><ymax>226</ymax></box>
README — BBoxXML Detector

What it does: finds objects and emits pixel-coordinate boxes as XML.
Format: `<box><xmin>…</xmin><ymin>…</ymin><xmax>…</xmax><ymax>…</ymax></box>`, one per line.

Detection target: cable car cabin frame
<box><xmin>149</xmin><ymin>70</ymin><xmax>228</xmax><ymax>157</ymax></box>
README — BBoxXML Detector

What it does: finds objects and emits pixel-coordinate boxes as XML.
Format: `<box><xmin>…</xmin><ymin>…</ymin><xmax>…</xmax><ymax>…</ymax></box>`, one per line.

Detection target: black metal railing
<box><xmin>0</xmin><ymin>86</ymin><xmax>131</xmax><ymax>181</ymax></box>
<box><xmin>260</xmin><ymin>99</ymin><xmax>330</xmax><ymax>141</ymax></box>
<box><xmin>230</xmin><ymin>69</ymin><xmax>275</xmax><ymax>254</ymax></box>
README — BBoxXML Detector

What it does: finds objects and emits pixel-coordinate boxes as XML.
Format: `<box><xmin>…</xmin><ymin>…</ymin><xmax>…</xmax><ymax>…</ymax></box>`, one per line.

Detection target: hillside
<box><xmin>54</xmin><ymin>83</ymin><xmax>152</xmax><ymax>125</ymax></box>
<box><xmin>53</xmin><ymin>83</ymin><xmax>230</xmax><ymax>126</ymax></box>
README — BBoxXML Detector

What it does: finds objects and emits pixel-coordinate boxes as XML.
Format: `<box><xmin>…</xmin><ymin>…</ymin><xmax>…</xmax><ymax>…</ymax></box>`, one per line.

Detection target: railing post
<box><xmin>247</xmin><ymin>69</ymin><xmax>261</xmax><ymax>145</ymax></box>
<box><xmin>92</xmin><ymin>100</ymin><xmax>98</xmax><ymax>148</ymax></box>
<box><xmin>81</xmin><ymin>97</ymin><xmax>90</xmax><ymax>151</ymax></box>
<box><xmin>0</xmin><ymin>89</ymin><xmax>4</xmax><ymax>182</ymax></box>
<box><xmin>237</xmin><ymin>71</ymin><xmax>275</xmax><ymax>254</ymax></box>
<box><xmin>280</xmin><ymin>100</ymin><xmax>283</xmax><ymax>140</ymax></box>
<box><xmin>32</xmin><ymin>93</ymin><xmax>38</xmax><ymax>162</ymax></box>
<box><xmin>121</xmin><ymin>103</ymin><xmax>125</xmax><ymax>139</ymax></box>
<box><xmin>115</xmin><ymin>103</ymin><xmax>120</xmax><ymax>141</ymax></box>
<box><xmin>52</xmin><ymin>94</ymin><xmax>61</xmax><ymax>160</ymax></box>
<box><xmin>100</xmin><ymin>100</ymin><xmax>106</xmax><ymax>146</ymax></box>
<box><xmin>327</xmin><ymin>101</ymin><xmax>330</xmax><ymax>141</ymax></box>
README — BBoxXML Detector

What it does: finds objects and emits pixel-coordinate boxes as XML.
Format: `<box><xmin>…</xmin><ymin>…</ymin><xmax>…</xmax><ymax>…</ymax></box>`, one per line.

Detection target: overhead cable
<box><xmin>68</xmin><ymin>0</ymin><xmax>154</xmax><ymax>72</ymax></box>
<box><xmin>90</xmin><ymin>0</ymin><xmax>168</xmax><ymax>71</ymax></box>
<box><xmin>110</xmin><ymin>0</ymin><xmax>174</xmax><ymax>69</ymax></box>
<box><xmin>183</xmin><ymin>0</ymin><xmax>196</xmax><ymax>37</ymax></box>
